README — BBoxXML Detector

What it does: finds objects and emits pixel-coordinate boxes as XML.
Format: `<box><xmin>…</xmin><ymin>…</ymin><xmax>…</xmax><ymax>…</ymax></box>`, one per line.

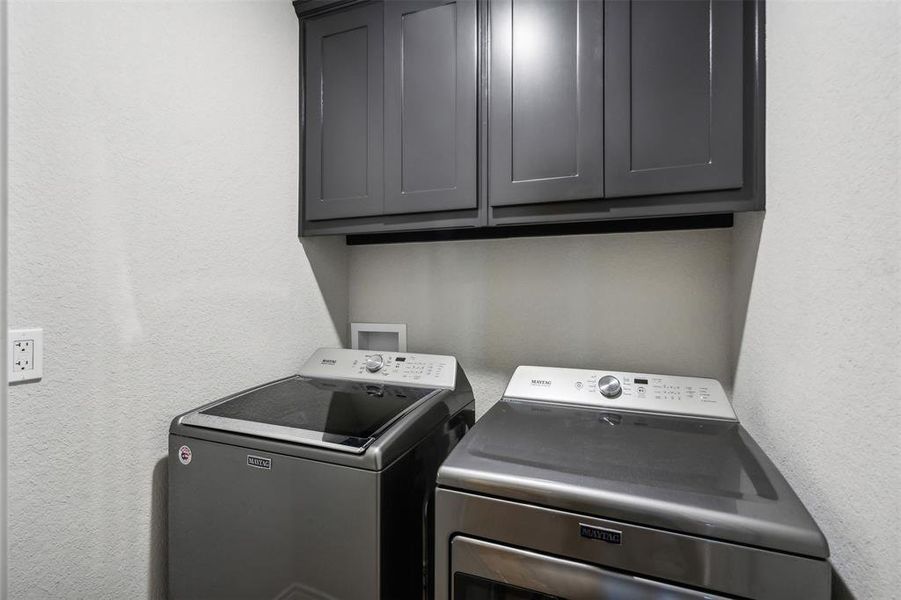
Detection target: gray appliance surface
<box><xmin>436</xmin><ymin>366</ymin><xmax>829</xmax><ymax>600</ymax></box>
<box><xmin>198</xmin><ymin>377</ymin><xmax>432</xmax><ymax>435</ymax></box>
<box><xmin>170</xmin><ymin>359</ymin><xmax>475</xmax><ymax>600</ymax></box>
<box><xmin>172</xmin><ymin>370</ymin><xmax>470</xmax><ymax>471</ymax></box>
<box><xmin>177</xmin><ymin>375</ymin><xmax>438</xmax><ymax>457</ymax></box>
<box><xmin>438</xmin><ymin>398</ymin><xmax>828</xmax><ymax>559</ymax></box>
<box><xmin>169</xmin><ymin>434</ymin><xmax>380</xmax><ymax>600</ymax></box>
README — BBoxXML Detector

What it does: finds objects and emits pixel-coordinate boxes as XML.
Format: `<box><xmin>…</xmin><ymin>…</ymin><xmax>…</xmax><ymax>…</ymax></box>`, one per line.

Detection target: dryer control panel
<box><xmin>503</xmin><ymin>366</ymin><xmax>736</xmax><ymax>421</ymax></box>
<box><xmin>299</xmin><ymin>348</ymin><xmax>457</xmax><ymax>389</ymax></box>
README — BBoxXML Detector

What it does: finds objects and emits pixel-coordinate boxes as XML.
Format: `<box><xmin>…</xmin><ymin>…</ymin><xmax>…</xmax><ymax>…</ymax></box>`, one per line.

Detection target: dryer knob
<box><xmin>598</xmin><ymin>375</ymin><xmax>622</xmax><ymax>398</ymax></box>
<box><xmin>365</xmin><ymin>354</ymin><xmax>385</xmax><ymax>373</ymax></box>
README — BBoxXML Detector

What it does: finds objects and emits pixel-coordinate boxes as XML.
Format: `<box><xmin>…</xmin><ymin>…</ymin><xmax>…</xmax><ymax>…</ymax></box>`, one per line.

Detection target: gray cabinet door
<box><xmin>304</xmin><ymin>3</ymin><xmax>384</xmax><ymax>221</ymax></box>
<box><xmin>384</xmin><ymin>1</ymin><xmax>478</xmax><ymax>215</ymax></box>
<box><xmin>605</xmin><ymin>0</ymin><xmax>744</xmax><ymax>198</ymax></box>
<box><xmin>488</xmin><ymin>0</ymin><xmax>604</xmax><ymax>207</ymax></box>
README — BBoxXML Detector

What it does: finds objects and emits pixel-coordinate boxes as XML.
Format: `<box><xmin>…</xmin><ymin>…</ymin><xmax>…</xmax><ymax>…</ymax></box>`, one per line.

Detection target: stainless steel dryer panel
<box><xmin>435</xmin><ymin>488</ymin><xmax>831</xmax><ymax>600</ymax></box>
<box><xmin>438</xmin><ymin>398</ymin><xmax>828</xmax><ymax>558</ymax></box>
<box><xmin>435</xmin><ymin>395</ymin><xmax>831</xmax><ymax>600</ymax></box>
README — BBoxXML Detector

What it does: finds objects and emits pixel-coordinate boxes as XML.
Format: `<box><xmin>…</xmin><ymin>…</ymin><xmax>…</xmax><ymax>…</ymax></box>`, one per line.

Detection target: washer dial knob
<box><xmin>365</xmin><ymin>354</ymin><xmax>385</xmax><ymax>373</ymax></box>
<box><xmin>598</xmin><ymin>375</ymin><xmax>622</xmax><ymax>398</ymax></box>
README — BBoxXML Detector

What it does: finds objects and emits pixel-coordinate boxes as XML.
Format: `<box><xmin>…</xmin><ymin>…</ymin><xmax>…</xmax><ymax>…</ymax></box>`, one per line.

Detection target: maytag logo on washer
<box><xmin>178</xmin><ymin>445</ymin><xmax>192</xmax><ymax>465</ymax></box>
<box><xmin>530</xmin><ymin>379</ymin><xmax>552</xmax><ymax>386</ymax></box>
<box><xmin>320</xmin><ymin>359</ymin><xmax>337</xmax><ymax>365</ymax></box>
<box><xmin>247</xmin><ymin>455</ymin><xmax>272</xmax><ymax>470</ymax></box>
<box><xmin>579</xmin><ymin>523</ymin><xmax>622</xmax><ymax>544</ymax></box>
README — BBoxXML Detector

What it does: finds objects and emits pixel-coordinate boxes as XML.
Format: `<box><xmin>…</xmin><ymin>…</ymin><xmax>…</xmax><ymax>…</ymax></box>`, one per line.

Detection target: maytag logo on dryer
<box><xmin>247</xmin><ymin>455</ymin><xmax>272</xmax><ymax>470</ymax></box>
<box><xmin>579</xmin><ymin>523</ymin><xmax>622</xmax><ymax>545</ymax></box>
<box><xmin>320</xmin><ymin>359</ymin><xmax>337</xmax><ymax>365</ymax></box>
<box><xmin>530</xmin><ymin>379</ymin><xmax>552</xmax><ymax>387</ymax></box>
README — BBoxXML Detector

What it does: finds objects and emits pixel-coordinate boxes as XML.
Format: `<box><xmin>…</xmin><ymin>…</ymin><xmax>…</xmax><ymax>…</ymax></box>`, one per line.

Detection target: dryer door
<box><xmin>451</xmin><ymin>537</ymin><xmax>727</xmax><ymax>599</ymax></box>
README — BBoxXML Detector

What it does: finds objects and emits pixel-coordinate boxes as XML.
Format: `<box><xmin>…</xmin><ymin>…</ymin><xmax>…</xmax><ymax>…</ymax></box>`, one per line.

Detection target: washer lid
<box><xmin>179</xmin><ymin>376</ymin><xmax>437</xmax><ymax>453</ymax></box>
<box><xmin>438</xmin><ymin>399</ymin><xmax>829</xmax><ymax>559</ymax></box>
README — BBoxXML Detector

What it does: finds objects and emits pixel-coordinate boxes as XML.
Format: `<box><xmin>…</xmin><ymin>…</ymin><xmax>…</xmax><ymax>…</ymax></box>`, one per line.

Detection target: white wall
<box><xmin>350</xmin><ymin>229</ymin><xmax>733</xmax><ymax>416</ymax></box>
<box><xmin>6</xmin><ymin>2</ymin><xmax>345</xmax><ymax>598</ymax></box>
<box><xmin>4</xmin><ymin>1</ymin><xmax>899</xmax><ymax>599</ymax></box>
<box><xmin>731</xmin><ymin>2</ymin><xmax>900</xmax><ymax>598</ymax></box>
<box><xmin>1</xmin><ymin>0</ymin><xmax>8</xmax><ymax>597</ymax></box>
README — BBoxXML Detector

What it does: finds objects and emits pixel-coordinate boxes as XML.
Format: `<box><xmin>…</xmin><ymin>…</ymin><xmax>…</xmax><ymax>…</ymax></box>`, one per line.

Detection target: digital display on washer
<box><xmin>634</xmin><ymin>378</ymin><xmax>649</xmax><ymax>385</ymax></box>
<box><xmin>395</xmin><ymin>357</ymin><xmax>406</xmax><ymax>362</ymax></box>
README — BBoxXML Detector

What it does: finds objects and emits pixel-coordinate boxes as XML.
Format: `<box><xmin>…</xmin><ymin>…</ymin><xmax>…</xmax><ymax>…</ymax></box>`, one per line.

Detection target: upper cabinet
<box><xmin>302</xmin><ymin>0</ymin><xmax>479</xmax><ymax>232</ymax></box>
<box><xmin>604</xmin><ymin>0</ymin><xmax>744</xmax><ymax>198</ymax></box>
<box><xmin>304</xmin><ymin>3</ymin><xmax>384</xmax><ymax>221</ymax></box>
<box><xmin>384</xmin><ymin>1</ymin><xmax>478</xmax><ymax>215</ymax></box>
<box><xmin>295</xmin><ymin>0</ymin><xmax>764</xmax><ymax>238</ymax></box>
<box><xmin>488</xmin><ymin>0</ymin><xmax>603</xmax><ymax>206</ymax></box>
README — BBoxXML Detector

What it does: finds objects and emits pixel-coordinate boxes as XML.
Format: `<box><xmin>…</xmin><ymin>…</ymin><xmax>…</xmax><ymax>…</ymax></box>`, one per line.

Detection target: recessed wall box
<box><xmin>351</xmin><ymin>323</ymin><xmax>407</xmax><ymax>352</ymax></box>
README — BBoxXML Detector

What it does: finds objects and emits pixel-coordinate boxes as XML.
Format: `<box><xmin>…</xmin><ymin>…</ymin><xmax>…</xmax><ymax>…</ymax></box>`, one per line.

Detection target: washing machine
<box><xmin>435</xmin><ymin>365</ymin><xmax>831</xmax><ymax>599</ymax></box>
<box><xmin>169</xmin><ymin>347</ymin><xmax>474</xmax><ymax>600</ymax></box>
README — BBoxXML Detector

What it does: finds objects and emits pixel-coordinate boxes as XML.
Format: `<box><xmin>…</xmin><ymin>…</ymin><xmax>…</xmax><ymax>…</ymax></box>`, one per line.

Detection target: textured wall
<box><xmin>6</xmin><ymin>1</ymin><xmax>900</xmax><ymax>599</ymax></box>
<box><xmin>350</xmin><ymin>229</ymin><xmax>733</xmax><ymax>416</ymax></box>
<box><xmin>732</xmin><ymin>2</ymin><xmax>900</xmax><ymax>598</ymax></box>
<box><xmin>5</xmin><ymin>2</ymin><xmax>345</xmax><ymax>598</ymax></box>
<box><xmin>1</xmin><ymin>1</ymin><xmax>8</xmax><ymax>596</ymax></box>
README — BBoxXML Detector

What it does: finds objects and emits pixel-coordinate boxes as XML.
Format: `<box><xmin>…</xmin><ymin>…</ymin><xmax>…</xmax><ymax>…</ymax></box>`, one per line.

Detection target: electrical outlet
<box><xmin>9</xmin><ymin>328</ymin><xmax>43</xmax><ymax>383</ymax></box>
<box><xmin>13</xmin><ymin>339</ymin><xmax>33</xmax><ymax>370</ymax></box>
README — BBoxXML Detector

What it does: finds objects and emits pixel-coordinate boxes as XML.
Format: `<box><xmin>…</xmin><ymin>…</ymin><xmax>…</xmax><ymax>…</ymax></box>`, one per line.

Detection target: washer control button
<box><xmin>598</xmin><ymin>375</ymin><xmax>622</xmax><ymax>399</ymax></box>
<box><xmin>365</xmin><ymin>354</ymin><xmax>385</xmax><ymax>373</ymax></box>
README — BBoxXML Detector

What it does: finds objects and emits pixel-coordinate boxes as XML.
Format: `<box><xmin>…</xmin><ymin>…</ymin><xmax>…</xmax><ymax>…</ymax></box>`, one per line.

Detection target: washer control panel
<box><xmin>503</xmin><ymin>366</ymin><xmax>735</xmax><ymax>421</ymax></box>
<box><xmin>299</xmin><ymin>348</ymin><xmax>456</xmax><ymax>389</ymax></box>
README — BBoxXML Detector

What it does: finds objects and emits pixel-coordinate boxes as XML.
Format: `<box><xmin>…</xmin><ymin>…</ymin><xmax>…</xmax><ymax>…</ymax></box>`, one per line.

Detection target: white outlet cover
<box><xmin>9</xmin><ymin>327</ymin><xmax>43</xmax><ymax>383</ymax></box>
